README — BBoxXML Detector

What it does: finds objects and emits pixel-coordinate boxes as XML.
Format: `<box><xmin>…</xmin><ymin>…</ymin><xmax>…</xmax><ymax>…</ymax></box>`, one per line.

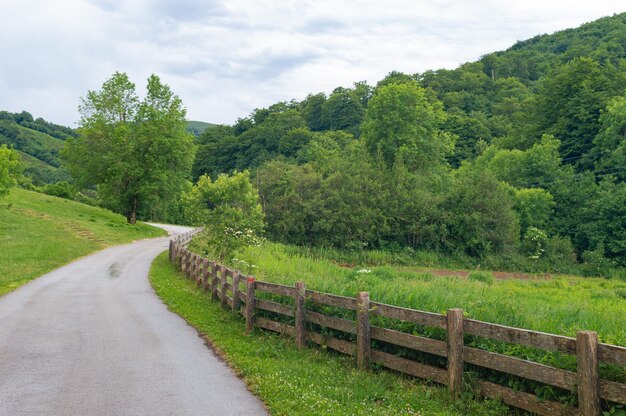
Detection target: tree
<box><xmin>592</xmin><ymin>92</ymin><xmax>626</xmax><ymax>181</ymax></box>
<box><xmin>62</xmin><ymin>72</ymin><xmax>195</xmax><ymax>224</ymax></box>
<box><xmin>183</xmin><ymin>171</ymin><xmax>264</xmax><ymax>261</ymax></box>
<box><xmin>362</xmin><ymin>81</ymin><xmax>454</xmax><ymax>170</ymax></box>
<box><xmin>0</xmin><ymin>145</ymin><xmax>21</xmax><ymax>197</ymax></box>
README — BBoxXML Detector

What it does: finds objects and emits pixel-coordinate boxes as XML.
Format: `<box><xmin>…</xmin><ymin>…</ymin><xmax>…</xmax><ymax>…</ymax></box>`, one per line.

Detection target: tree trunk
<box><xmin>128</xmin><ymin>198</ymin><xmax>138</xmax><ymax>224</ymax></box>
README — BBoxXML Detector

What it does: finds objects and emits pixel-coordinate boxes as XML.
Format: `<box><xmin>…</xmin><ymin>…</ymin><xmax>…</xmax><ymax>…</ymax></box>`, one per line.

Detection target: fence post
<box><xmin>245</xmin><ymin>277</ymin><xmax>256</xmax><ymax>335</ymax></box>
<box><xmin>195</xmin><ymin>256</ymin><xmax>203</xmax><ymax>287</ymax></box>
<box><xmin>447</xmin><ymin>308</ymin><xmax>464</xmax><ymax>399</ymax></box>
<box><xmin>356</xmin><ymin>291</ymin><xmax>371</xmax><ymax>370</ymax></box>
<box><xmin>232</xmin><ymin>270</ymin><xmax>241</xmax><ymax>312</ymax></box>
<box><xmin>220</xmin><ymin>265</ymin><xmax>228</xmax><ymax>309</ymax></box>
<box><xmin>211</xmin><ymin>262</ymin><xmax>219</xmax><ymax>301</ymax></box>
<box><xmin>577</xmin><ymin>331</ymin><xmax>600</xmax><ymax>416</ymax></box>
<box><xmin>202</xmin><ymin>259</ymin><xmax>209</xmax><ymax>291</ymax></box>
<box><xmin>169</xmin><ymin>240</ymin><xmax>173</xmax><ymax>262</ymax></box>
<box><xmin>295</xmin><ymin>281</ymin><xmax>307</xmax><ymax>348</ymax></box>
<box><xmin>181</xmin><ymin>250</ymin><xmax>188</xmax><ymax>274</ymax></box>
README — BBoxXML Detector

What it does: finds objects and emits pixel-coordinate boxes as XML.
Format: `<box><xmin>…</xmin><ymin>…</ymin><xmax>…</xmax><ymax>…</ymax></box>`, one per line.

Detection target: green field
<box><xmin>149</xmin><ymin>252</ymin><xmax>509</xmax><ymax>416</ymax></box>
<box><xmin>198</xmin><ymin>242</ymin><xmax>626</xmax><ymax>347</ymax></box>
<box><xmin>0</xmin><ymin>188</ymin><xmax>166</xmax><ymax>296</ymax></box>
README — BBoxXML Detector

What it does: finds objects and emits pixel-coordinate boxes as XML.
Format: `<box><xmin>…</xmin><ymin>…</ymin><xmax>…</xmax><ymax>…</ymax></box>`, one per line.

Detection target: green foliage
<box><xmin>321</xmin><ymin>87</ymin><xmax>365</xmax><ymax>136</ymax></box>
<box><xmin>522</xmin><ymin>227</ymin><xmax>549</xmax><ymax>260</ymax></box>
<box><xmin>593</xmin><ymin>92</ymin><xmax>626</xmax><ymax>181</ymax></box>
<box><xmin>42</xmin><ymin>181</ymin><xmax>76</xmax><ymax>199</ymax></box>
<box><xmin>362</xmin><ymin>81</ymin><xmax>454</xmax><ymax>169</ymax></box>
<box><xmin>183</xmin><ymin>171</ymin><xmax>264</xmax><ymax>261</ymax></box>
<box><xmin>514</xmin><ymin>188</ymin><xmax>554</xmax><ymax>234</ymax></box>
<box><xmin>62</xmin><ymin>72</ymin><xmax>195</xmax><ymax>224</ymax></box>
<box><xmin>444</xmin><ymin>168</ymin><xmax>519</xmax><ymax>256</ymax></box>
<box><xmin>529</xmin><ymin>57</ymin><xmax>624</xmax><ymax>167</ymax></box>
<box><xmin>0</xmin><ymin>145</ymin><xmax>21</xmax><ymax>197</ymax></box>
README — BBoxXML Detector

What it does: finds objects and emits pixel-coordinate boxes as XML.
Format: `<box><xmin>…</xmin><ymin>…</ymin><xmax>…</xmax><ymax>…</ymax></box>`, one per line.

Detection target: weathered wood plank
<box><xmin>307</xmin><ymin>331</ymin><xmax>354</xmax><ymax>356</ymax></box>
<box><xmin>256</xmin><ymin>317</ymin><xmax>295</xmax><ymax>337</ymax></box>
<box><xmin>220</xmin><ymin>265</ymin><xmax>228</xmax><ymax>309</ymax></box>
<box><xmin>477</xmin><ymin>380</ymin><xmax>579</xmax><ymax>416</ymax></box>
<box><xmin>371</xmin><ymin>349</ymin><xmax>447</xmax><ymax>385</ymax></box>
<box><xmin>600</xmin><ymin>379</ymin><xmax>626</xmax><ymax>405</ymax></box>
<box><xmin>245</xmin><ymin>277</ymin><xmax>256</xmax><ymax>335</ymax></box>
<box><xmin>255</xmin><ymin>281</ymin><xmax>295</xmax><ymax>297</ymax></box>
<box><xmin>577</xmin><ymin>331</ymin><xmax>600</xmax><ymax>416</ymax></box>
<box><xmin>464</xmin><ymin>319</ymin><xmax>577</xmax><ymax>355</ymax></box>
<box><xmin>356</xmin><ymin>292</ymin><xmax>371</xmax><ymax>370</ymax></box>
<box><xmin>306</xmin><ymin>311</ymin><xmax>355</xmax><ymax>334</ymax></box>
<box><xmin>370</xmin><ymin>302</ymin><xmax>446</xmax><ymax>329</ymax></box>
<box><xmin>211</xmin><ymin>262</ymin><xmax>219</xmax><ymax>301</ymax></box>
<box><xmin>447</xmin><ymin>308</ymin><xmax>464</xmax><ymax>399</ymax></box>
<box><xmin>256</xmin><ymin>299</ymin><xmax>294</xmax><ymax>317</ymax></box>
<box><xmin>464</xmin><ymin>347</ymin><xmax>577</xmax><ymax>390</ymax></box>
<box><xmin>307</xmin><ymin>290</ymin><xmax>357</xmax><ymax>310</ymax></box>
<box><xmin>232</xmin><ymin>270</ymin><xmax>241</xmax><ymax>311</ymax></box>
<box><xmin>370</xmin><ymin>326</ymin><xmax>447</xmax><ymax>357</ymax></box>
<box><xmin>598</xmin><ymin>343</ymin><xmax>626</xmax><ymax>367</ymax></box>
<box><xmin>226</xmin><ymin>296</ymin><xmax>233</xmax><ymax>309</ymax></box>
<box><xmin>295</xmin><ymin>281</ymin><xmax>307</xmax><ymax>348</ymax></box>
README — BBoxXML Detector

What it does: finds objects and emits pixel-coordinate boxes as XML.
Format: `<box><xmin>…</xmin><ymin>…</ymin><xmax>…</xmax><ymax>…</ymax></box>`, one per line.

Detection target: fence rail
<box><xmin>169</xmin><ymin>232</ymin><xmax>626</xmax><ymax>416</ymax></box>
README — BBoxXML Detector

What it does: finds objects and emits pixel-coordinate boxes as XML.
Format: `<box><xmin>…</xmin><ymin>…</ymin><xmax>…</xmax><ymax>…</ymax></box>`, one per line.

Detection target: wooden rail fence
<box><xmin>169</xmin><ymin>231</ymin><xmax>626</xmax><ymax>416</ymax></box>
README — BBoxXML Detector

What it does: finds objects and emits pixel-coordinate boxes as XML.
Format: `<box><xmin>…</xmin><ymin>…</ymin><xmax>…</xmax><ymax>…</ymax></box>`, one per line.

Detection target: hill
<box><xmin>0</xmin><ymin>111</ymin><xmax>74</xmax><ymax>185</ymax></box>
<box><xmin>186</xmin><ymin>120</ymin><xmax>217</xmax><ymax>137</ymax></box>
<box><xmin>0</xmin><ymin>188</ymin><xmax>165</xmax><ymax>296</ymax></box>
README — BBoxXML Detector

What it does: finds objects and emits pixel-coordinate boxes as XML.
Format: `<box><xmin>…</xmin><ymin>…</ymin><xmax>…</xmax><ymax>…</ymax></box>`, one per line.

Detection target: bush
<box><xmin>42</xmin><ymin>181</ymin><xmax>75</xmax><ymax>199</ymax></box>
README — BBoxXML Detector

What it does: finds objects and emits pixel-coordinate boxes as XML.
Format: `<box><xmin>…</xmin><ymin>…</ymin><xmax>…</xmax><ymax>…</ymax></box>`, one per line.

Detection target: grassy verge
<box><xmin>149</xmin><ymin>252</ymin><xmax>509</xmax><ymax>416</ymax></box>
<box><xmin>0</xmin><ymin>188</ymin><xmax>166</xmax><ymax>295</ymax></box>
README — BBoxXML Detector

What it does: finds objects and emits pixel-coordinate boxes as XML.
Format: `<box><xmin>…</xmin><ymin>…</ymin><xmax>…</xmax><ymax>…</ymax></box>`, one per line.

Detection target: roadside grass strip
<box><xmin>0</xmin><ymin>188</ymin><xmax>165</xmax><ymax>296</ymax></box>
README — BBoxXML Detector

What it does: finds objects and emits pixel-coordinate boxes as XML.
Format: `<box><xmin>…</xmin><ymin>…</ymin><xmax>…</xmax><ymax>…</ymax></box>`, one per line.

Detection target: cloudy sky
<box><xmin>1</xmin><ymin>1</ymin><xmax>624</xmax><ymax>127</ymax></box>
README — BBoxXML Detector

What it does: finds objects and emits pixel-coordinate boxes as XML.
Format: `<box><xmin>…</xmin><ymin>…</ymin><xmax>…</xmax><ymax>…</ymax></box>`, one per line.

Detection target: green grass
<box><xmin>0</xmin><ymin>188</ymin><xmax>166</xmax><ymax>295</ymax></box>
<box><xmin>218</xmin><ymin>243</ymin><xmax>626</xmax><ymax>347</ymax></box>
<box><xmin>149</xmin><ymin>252</ymin><xmax>509</xmax><ymax>416</ymax></box>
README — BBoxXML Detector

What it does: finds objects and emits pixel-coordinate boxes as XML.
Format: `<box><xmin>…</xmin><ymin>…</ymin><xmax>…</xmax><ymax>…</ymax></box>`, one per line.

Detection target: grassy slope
<box><xmin>149</xmin><ymin>252</ymin><xmax>508</xmax><ymax>416</ymax></box>
<box><xmin>0</xmin><ymin>188</ymin><xmax>166</xmax><ymax>295</ymax></box>
<box><xmin>213</xmin><ymin>243</ymin><xmax>626</xmax><ymax>347</ymax></box>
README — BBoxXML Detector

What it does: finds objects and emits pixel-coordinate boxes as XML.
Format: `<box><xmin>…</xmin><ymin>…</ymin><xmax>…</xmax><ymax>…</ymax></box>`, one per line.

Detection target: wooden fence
<box><xmin>169</xmin><ymin>231</ymin><xmax>626</xmax><ymax>416</ymax></box>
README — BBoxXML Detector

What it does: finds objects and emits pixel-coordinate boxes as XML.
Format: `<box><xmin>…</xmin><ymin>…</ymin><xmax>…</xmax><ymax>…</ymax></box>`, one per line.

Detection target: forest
<box><xmin>190</xmin><ymin>13</ymin><xmax>626</xmax><ymax>274</ymax></box>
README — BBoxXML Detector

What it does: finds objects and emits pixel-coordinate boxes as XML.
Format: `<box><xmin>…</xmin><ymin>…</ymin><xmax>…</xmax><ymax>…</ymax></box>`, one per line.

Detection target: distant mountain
<box><xmin>186</xmin><ymin>120</ymin><xmax>217</xmax><ymax>137</ymax></box>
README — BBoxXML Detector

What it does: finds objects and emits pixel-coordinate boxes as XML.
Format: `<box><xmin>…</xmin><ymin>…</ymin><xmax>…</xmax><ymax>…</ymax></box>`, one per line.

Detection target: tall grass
<box><xmin>231</xmin><ymin>243</ymin><xmax>625</xmax><ymax>347</ymax></box>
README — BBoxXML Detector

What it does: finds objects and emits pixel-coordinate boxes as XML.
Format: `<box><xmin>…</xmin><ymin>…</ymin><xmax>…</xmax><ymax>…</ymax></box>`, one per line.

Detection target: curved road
<box><xmin>0</xmin><ymin>224</ymin><xmax>267</xmax><ymax>416</ymax></box>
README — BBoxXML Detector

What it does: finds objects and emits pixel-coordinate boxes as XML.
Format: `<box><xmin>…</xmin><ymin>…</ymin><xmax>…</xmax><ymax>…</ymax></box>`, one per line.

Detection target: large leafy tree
<box><xmin>63</xmin><ymin>72</ymin><xmax>194</xmax><ymax>224</ymax></box>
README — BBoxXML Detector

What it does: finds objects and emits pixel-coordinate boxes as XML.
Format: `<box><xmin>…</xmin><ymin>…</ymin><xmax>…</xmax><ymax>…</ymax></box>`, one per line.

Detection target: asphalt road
<box><xmin>0</xmin><ymin>224</ymin><xmax>268</xmax><ymax>416</ymax></box>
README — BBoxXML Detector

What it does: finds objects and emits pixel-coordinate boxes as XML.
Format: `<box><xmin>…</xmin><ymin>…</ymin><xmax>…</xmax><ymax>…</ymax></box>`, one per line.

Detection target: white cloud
<box><xmin>0</xmin><ymin>0</ymin><xmax>624</xmax><ymax>126</ymax></box>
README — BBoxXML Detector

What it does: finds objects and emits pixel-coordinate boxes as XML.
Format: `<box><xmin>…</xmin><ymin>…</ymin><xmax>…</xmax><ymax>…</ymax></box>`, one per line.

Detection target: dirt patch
<box><xmin>412</xmin><ymin>268</ymin><xmax>552</xmax><ymax>280</ymax></box>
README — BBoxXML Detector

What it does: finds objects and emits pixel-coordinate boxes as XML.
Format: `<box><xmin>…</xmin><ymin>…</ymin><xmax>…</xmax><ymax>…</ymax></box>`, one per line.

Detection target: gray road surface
<box><xmin>0</xmin><ymin>224</ymin><xmax>268</xmax><ymax>416</ymax></box>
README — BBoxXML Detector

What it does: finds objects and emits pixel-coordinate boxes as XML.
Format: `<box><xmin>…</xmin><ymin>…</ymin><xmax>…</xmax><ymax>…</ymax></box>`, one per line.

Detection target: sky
<box><xmin>0</xmin><ymin>0</ymin><xmax>624</xmax><ymax>127</ymax></box>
